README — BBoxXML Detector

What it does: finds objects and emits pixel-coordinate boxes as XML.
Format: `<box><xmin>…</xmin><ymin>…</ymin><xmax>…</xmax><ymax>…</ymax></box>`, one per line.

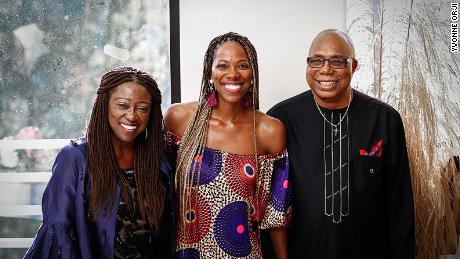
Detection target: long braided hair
<box><xmin>86</xmin><ymin>66</ymin><xmax>165</xmax><ymax>229</ymax></box>
<box><xmin>175</xmin><ymin>32</ymin><xmax>260</xmax><ymax>224</ymax></box>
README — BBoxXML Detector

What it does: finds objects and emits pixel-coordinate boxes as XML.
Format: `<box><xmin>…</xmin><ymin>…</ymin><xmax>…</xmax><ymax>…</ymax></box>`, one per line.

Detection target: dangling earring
<box><xmin>207</xmin><ymin>79</ymin><xmax>218</xmax><ymax>108</ymax></box>
<box><xmin>241</xmin><ymin>80</ymin><xmax>254</xmax><ymax>108</ymax></box>
<box><xmin>144</xmin><ymin>128</ymin><xmax>148</xmax><ymax>140</ymax></box>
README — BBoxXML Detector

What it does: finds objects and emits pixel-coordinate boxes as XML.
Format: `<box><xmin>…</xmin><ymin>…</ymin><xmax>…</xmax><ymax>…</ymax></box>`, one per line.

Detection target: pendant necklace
<box><xmin>313</xmin><ymin>90</ymin><xmax>353</xmax><ymax>136</ymax></box>
<box><xmin>313</xmin><ymin>89</ymin><xmax>353</xmax><ymax>223</ymax></box>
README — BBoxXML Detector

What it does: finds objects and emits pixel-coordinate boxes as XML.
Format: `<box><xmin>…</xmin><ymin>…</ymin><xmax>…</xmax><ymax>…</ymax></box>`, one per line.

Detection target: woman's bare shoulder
<box><xmin>164</xmin><ymin>101</ymin><xmax>198</xmax><ymax>136</ymax></box>
<box><xmin>256</xmin><ymin>111</ymin><xmax>286</xmax><ymax>154</ymax></box>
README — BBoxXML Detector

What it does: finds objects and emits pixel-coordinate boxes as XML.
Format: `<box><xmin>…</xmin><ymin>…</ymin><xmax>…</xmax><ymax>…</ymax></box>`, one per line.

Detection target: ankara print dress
<box><xmin>167</xmin><ymin>131</ymin><xmax>291</xmax><ymax>258</ymax></box>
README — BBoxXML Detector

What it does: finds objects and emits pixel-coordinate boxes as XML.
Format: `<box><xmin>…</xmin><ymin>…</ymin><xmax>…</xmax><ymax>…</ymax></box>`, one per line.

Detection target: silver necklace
<box><xmin>313</xmin><ymin>89</ymin><xmax>353</xmax><ymax>136</ymax></box>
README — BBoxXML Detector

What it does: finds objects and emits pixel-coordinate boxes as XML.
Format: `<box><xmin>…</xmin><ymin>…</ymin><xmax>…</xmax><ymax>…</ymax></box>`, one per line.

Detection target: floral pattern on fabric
<box><xmin>114</xmin><ymin>169</ymin><xmax>152</xmax><ymax>259</ymax></box>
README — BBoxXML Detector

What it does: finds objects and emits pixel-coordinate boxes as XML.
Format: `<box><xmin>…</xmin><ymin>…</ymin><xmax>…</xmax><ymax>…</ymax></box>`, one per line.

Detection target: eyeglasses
<box><xmin>307</xmin><ymin>57</ymin><xmax>353</xmax><ymax>69</ymax></box>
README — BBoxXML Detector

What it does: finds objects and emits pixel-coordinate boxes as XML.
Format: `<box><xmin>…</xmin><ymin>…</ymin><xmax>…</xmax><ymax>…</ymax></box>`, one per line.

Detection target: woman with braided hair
<box><xmin>25</xmin><ymin>67</ymin><xmax>174</xmax><ymax>258</ymax></box>
<box><xmin>165</xmin><ymin>32</ymin><xmax>290</xmax><ymax>258</ymax></box>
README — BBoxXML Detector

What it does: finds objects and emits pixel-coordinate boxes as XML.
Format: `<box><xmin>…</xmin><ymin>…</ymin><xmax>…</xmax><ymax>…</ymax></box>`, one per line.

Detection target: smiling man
<box><xmin>267</xmin><ymin>29</ymin><xmax>415</xmax><ymax>259</ymax></box>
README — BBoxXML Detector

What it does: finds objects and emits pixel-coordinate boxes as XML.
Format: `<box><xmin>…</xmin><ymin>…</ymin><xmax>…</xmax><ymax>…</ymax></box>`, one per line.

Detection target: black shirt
<box><xmin>267</xmin><ymin>89</ymin><xmax>415</xmax><ymax>259</ymax></box>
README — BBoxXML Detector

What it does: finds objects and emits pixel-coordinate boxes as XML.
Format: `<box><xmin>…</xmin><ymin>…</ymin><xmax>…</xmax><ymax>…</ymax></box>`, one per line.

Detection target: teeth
<box><xmin>225</xmin><ymin>84</ymin><xmax>241</xmax><ymax>90</ymax></box>
<box><xmin>121</xmin><ymin>123</ymin><xmax>137</xmax><ymax>130</ymax></box>
<box><xmin>319</xmin><ymin>81</ymin><xmax>336</xmax><ymax>86</ymax></box>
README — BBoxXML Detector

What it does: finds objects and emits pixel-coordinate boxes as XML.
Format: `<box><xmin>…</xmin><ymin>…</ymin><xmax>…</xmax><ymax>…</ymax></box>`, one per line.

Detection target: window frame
<box><xmin>0</xmin><ymin>0</ymin><xmax>181</xmax><ymax>250</ymax></box>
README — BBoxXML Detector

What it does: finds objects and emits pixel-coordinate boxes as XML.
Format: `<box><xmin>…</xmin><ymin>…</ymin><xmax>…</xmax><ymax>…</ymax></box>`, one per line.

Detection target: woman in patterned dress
<box><xmin>165</xmin><ymin>32</ymin><xmax>291</xmax><ymax>258</ymax></box>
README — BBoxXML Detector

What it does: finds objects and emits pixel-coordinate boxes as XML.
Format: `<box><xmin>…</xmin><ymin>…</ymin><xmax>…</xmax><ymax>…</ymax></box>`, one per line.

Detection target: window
<box><xmin>0</xmin><ymin>0</ymin><xmax>177</xmax><ymax>257</ymax></box>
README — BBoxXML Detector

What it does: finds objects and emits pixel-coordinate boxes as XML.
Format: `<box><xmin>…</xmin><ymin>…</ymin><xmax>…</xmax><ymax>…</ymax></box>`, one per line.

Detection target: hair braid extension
<box><xmin>86</xmin><ymin>66</ymin><xmax>165</xmax><ymax>229</ymax></box>
<box><xmin>175</xmin><ymin>32</ymin><xmax>261</xmax><ymax>227</ymax></box>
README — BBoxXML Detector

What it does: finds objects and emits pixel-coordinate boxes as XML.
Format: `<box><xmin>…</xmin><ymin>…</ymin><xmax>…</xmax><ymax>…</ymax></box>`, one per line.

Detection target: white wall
<box><xmin>179</xmin><ymin>0</ymin><xmax>346</xmax><ymax>112</ymax></box>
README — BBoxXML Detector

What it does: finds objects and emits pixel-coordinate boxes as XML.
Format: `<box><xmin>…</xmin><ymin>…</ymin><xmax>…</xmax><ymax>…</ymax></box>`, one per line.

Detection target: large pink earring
<box><xmin>207</xmin><ymin>80</ymin><xmax>218</xmax><ymax>107</ymax></box>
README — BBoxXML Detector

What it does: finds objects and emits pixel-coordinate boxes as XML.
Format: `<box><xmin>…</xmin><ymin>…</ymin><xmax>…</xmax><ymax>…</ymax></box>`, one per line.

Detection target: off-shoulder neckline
<box><xmin>166</xmin><ymin>130</ymin><xmax>287</xmax><ymax>159</ymax></box>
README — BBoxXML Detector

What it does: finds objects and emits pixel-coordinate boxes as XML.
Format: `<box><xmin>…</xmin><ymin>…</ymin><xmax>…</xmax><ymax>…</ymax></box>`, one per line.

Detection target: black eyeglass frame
<box><xmin>306</xmin><ymin>57</ymin><xmax>354</xmax><ymax>69</ymax></box>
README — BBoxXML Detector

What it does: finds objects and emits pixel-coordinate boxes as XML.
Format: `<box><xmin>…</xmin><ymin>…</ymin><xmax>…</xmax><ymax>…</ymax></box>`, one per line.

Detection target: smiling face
<box><xmin>211</xmin><ymin>41</ymin><xmax>253</xmax><ymax>106</ymax></box>
<box><xmin>306</xmin><ymin>31</ymin><xmax>358</xmax><ymax>109</ymax></box>
<box><xmin>108</xmin><ymin>81</ymin><xmax>152</xmax><ymax>145</ymax></box>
